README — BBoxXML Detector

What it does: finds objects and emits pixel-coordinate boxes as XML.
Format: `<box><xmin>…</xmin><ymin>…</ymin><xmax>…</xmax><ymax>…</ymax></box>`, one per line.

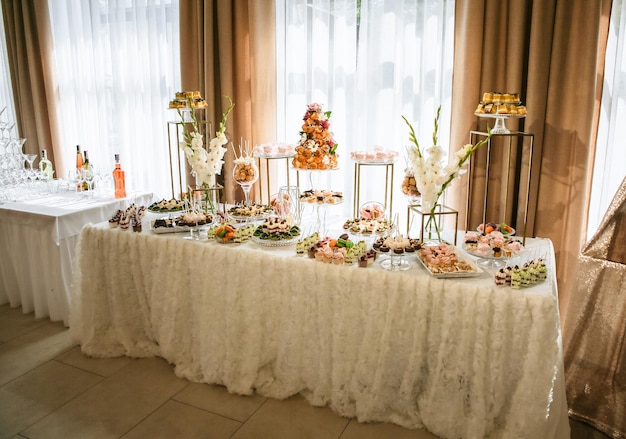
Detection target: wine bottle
<box><xmin>75</xmin><ymin>145</ymin><xmax>84</xmax><ymax>190</ymax></box>
<box><xmin>39</xmin><ymin>149</ymin><xmax>54</xmax><ymax>180</ymax></box>
<box><xmin>82</xmin><ymin>150</ymin><xmax>93</xmax><ymax>190</ymax></box>
<box><xmin>76</xmin><ymin>145</ymin><xmax>83</xmax><ymax>169</ymax></box>
<box><xmin>112</xmin><ymin>154</ymin><xmax>127</xmax><ymax>198</ymax></box>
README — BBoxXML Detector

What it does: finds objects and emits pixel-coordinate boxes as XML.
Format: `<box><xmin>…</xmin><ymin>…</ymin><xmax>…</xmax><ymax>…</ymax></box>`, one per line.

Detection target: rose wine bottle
<box><xmin>75</xmin><ymin>145</ymin><xmax>83</xmax><ymax>169</ymax></box>
<box><xmin>75</xmin><ymin>145</ymin><xmax>84</xmax><ymax>190</ymax></box>
<box><xmin>112</xmin><ymin>154</ymin><xmax>126</xmax><ymax>198</ymax></box>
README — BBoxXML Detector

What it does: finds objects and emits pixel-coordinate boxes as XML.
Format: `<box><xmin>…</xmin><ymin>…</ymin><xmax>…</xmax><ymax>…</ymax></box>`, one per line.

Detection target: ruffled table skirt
<box><xmin>71</xmin><ymin>225</ymin><xmax>569</xmax><ymax>439</ymax></box>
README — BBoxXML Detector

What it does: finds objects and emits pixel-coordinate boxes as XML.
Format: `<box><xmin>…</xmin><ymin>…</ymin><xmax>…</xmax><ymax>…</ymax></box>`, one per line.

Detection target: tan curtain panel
<box><xmin>450</xmin><ymin>0</ymin><xmax>612</xmax><ymax>316</ymax></box>
<box><xmin>179</xmin><ymin>0</ymin><xmax>276</xmax><ymax>203</ymax></box>
<box><xmin>2</xmin><ymin>0</ymin><xmax>61</xmax><ymax>173</ymax></box>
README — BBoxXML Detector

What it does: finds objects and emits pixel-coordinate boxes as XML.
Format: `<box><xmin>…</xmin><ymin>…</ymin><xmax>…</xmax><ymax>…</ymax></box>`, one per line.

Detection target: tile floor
<box><xmin>0</xmin><ymin>304</ymin><xmax>440</xmax><ymax>439</ymax></box>
<box><xmin>0</xmin><ymin>304</ymin><xmax>609</xmax><ymax>439</ymax></box>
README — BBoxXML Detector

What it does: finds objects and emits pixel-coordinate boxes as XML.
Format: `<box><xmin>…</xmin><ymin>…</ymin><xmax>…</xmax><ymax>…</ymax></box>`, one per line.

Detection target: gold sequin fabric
<box><xmin>563</xmin><ymin>177</ymin><xmax>626</xmax><ymax>438</ymax></box>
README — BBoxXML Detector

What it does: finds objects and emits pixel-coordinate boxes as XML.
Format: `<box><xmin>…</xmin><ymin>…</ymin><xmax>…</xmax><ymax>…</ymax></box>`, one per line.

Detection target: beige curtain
<box><xmin>450</xmin><ymin>0</ymin><xmax>612</xmax><ymax>317</ymax></box>
<box><xmin>2</xmin><ymin>0</ymin><xmax>61</xmax><ymax>173</ymax></box>
<box><xmin>179</xmin><ymin>0</ymin><xmax>276</xmax><ymax>203</ymax></box>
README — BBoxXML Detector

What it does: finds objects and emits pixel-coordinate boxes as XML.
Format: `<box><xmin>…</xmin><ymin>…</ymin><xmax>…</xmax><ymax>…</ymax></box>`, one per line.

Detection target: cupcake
<box><xmin>132</xmin><ymin>215</ymin><xmax>142</xmax><ymax>233</ymax></box>
<box><xmin>119</xmin><ymin>214</ymin><xmax>130</xmax><ymax>230</ymax></box>
<box><xmin>108</xmin><ymin>209</ymin><xmax>122</xmax><ymax>228</ymax></box>
<box><xmin>495</xmin><ymin>268</ymin><xmax>507</xmax><ymax>286</ymax></box>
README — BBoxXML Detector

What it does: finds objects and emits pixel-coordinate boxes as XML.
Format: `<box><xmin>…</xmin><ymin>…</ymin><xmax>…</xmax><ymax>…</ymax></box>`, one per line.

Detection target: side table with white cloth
<box><xmin>0</xmin><ymin>191</ymin><xmax>153</xmax><ymax>325</ymax></box>
<box><xmin>71</xmin><ymin>225</ymin><xmax>570</xmax><ymax>439</ymax></box>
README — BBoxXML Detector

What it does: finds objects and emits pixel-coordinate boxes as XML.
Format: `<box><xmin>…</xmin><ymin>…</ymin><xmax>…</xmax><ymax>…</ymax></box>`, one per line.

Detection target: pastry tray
<box><xmin>416</xmin><ymin>244</ymin><xmax>484</xmax><ymax>278</ymax></box>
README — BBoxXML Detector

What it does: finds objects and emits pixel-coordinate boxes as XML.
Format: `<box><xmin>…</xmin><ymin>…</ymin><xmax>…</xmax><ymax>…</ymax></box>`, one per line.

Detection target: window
<box><xmin>276</xmin><ymin>0</ymin><xmax>455</xmax><ymax>226</ymax></box>
<box><xmin>0</xmin><ymin>5</ymin><xmax>17</xmax><ymax>134</ymax></box>
<box><xmin>589</xmin><ymin>0</ymin><xmax>626</xmax><ymax>238</ymax></box>
<box><xmin>48</xmin><ymin>0</ymin><xmax>181</xmax><ymax>197</ymax></box>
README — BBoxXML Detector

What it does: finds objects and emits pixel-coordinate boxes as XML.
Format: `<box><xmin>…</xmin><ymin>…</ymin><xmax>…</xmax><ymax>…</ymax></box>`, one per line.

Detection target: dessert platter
<box><xmin>474</xmin><ymin>92</ymin><xmax>527</xmax><ymax>115</ymax></box>
<box><xmin>493</xmin><ymin>258</ymin><xmax>548</xmax><ymax>289</ymax></box>
<box><xmin>148</xmin><ymin>198</ymin><xmax>186</xmax><ymax>213</ymax></box>
<box><xmin>343</xmin><ymin>202</ymin><xmax>393</xmax><ymax>235</ymax></box>
<box><xmin>253</xmin><ymin>142</ymin><xmax>296</xmax><ymax>159</ymax></box>
<box><xmin>372</xmin><ymin>234</ymin><xmax>421</xmax><ymax>271</ymax></box>
<box><xmin>417</xmin><ymin>243</ymin><xmax>483</xmax><ymax>278</ymax></box>
<box><xmin>372</xmin><ymin>235</ymin><xmax>421</xmax><ymax>256</ymax></box>
<box><xmin>109</xmin><ymin>204</ymin><xmax>147</xmax><ymax>232</ymax></box>
<box><xmin>359</xmin><ymin>201</ymin><xmax>385</xmax><ymax>219</ymax></box>
<box><xmin>227</xmin><ymin>203</ymin><xmax>273</xmax><ymax>221</ymax></box>
<box><xmin>299</xmin><ymin>189</ymin><xmax>343</xmax><ymax>205</ymax></box>
<box><xmin>252</xmin><ymin>216</ymin><xmax>301</xmax><ymax>246</ymax></box>
<box><xmin>342</xmin><ymin>217</ymin><xmax>394</xmax><ymax>235</ymax></box>
<box><xmin>150</xmin><ymin>210</ymin><xmax>213</xmax><ymax>234</ymax></box>
<box><xmin>474</xmin><ymin>91</ymin><xmax>527</xmax><ymax>134</ymax></box>
<box><xmin>462</xmin><ymin>230</ymin><xmax>524</xmax><ymax>267</ymax></box>
<box><xmin>350</xmin><ymin>146</ymin><xmax>399</xmax><ymax>164</ymax></box>
<box><xmin>168</xmin><ymin>90</ymin><xmax>208</xmax><ymax>109</ymax></box>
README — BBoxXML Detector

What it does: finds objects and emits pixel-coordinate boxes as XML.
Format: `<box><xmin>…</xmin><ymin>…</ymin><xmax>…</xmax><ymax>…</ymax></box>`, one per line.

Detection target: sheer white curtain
<box><xmin>589</xmin><ymin>0</ymin><xmax>626</xmax><ymax>238</ymax></box>
<box><xmin>277</xmin><ymin>0</ymin><xmax>455</xmax><ymax>226</ymax></box>
<box><xmin>47</xmin><ymin>0</ymin><xmax>180</xmax><ymax>198</ymax></box>
<box><xmin>0</xmin><ymin>5</ymin><xmax>16</xmax><ymax>130</ymax></box>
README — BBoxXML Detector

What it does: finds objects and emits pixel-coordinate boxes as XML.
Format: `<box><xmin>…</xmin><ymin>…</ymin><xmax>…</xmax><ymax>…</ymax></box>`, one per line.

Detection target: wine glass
<box><xmin>233</xmin><ymin>159</ymin><xmax>259</xmax><ymax>206</ymax></box>
<box><xmin>68</xmin><ymin>168</ymin><xmax>84</xmax><ymax>194</ymax></box>
<box><xmin>25</xmin><ymin>153</ymin><xmax>37</xmax><ymax>170</ymax></box>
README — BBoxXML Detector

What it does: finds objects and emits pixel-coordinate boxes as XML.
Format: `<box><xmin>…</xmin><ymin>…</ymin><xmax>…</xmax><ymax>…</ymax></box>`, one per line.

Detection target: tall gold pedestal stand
<box><xmin>255</xmin><ymin>154</ymin><xmax>293</xmax><ymax>204</ymax></box>
<box><xmin>352</xmin><ymin>161</ymin><xmax>394</xmax><ymax>218</ymax></box>
<box><xmin>468</xmin><ymin>130</ymin><xmax>534</xmax><ymax>245</ymax></box>
<box><xmin>166</xmin><ymin>108</ymin><xmax>211</xmax><ymax>199</ymax></box>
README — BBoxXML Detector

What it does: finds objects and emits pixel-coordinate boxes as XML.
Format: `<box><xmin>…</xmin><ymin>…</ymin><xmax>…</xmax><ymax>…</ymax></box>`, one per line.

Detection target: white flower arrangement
<box><xmin>178</xmin><ymin>96</ymin><xmax>235</xmax><ymax>187</ymax></box>
<box><xmin>403</xmin><ymin>107</ymin><xmax>491</xmax><ymax>241</ymax></box>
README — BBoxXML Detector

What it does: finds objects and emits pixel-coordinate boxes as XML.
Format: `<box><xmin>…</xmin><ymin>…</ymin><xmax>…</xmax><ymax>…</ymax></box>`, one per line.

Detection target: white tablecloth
<box><xmin>71</xmin><ymin>225</ymin><xmax>570</xmax><ymax>439</ymax></box>
<box><xmin>0</xmin><ymin>191</ymin><xmax>153</xmax><ymax>325</ymax></box>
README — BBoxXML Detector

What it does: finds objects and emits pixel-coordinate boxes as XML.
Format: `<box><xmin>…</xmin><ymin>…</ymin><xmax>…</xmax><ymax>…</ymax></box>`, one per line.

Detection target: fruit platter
<box><xmin>298</xmin><ymin>232</ymin><xmax>370</xmax><ymax>265</ymax></box>
<box><xmin>148</xmin><ymin>198</ymin><xmax>186</xmax><ymax>213</ymax></box>
<box><xmin>477</xmin><ymin>222</ymin><xmax>515</xmax><ymax>236</ymax></box>
<box><xmin>207</xmin><ymin>222</ymin><xmax>257</xmax><ymax>243</ymax></box>
<box><xmin>252</xmin><ymin>216</ymin><xmax>301</xmax><ymax>246</ymax></box>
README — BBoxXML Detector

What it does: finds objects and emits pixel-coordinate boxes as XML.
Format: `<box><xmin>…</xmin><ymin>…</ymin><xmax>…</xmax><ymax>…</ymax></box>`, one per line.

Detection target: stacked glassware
<box><xmin>0</xmin><ymin>106</ymin><xmax>46</xmax><ymax>203</ymax></box>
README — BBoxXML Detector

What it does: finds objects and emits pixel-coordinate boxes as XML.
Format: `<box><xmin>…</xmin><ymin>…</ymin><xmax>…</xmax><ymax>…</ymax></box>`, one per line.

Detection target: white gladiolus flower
<box><xmin>178</xmin><ymin>95</ymin><xmax>235</xmax><ymax>188</ymax></box>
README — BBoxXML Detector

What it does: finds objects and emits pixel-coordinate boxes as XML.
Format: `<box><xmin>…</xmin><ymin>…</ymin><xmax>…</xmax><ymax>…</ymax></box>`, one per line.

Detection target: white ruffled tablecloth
<box><xmin>71</xmin><ymin>225</ymin><xmax>570</xmax><ymax>439</ymax></box>
<box><xmin>0</xmin><ymin>191</ymin><xmax>153</xmax><ymax>325</ymax></box>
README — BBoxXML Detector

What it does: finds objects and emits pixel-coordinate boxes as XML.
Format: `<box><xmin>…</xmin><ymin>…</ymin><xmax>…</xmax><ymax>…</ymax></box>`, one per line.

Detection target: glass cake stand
<box><xmin>475</xmin><ymin>113</ymin><xmax>526</xmax><ymax>134</ymax></box>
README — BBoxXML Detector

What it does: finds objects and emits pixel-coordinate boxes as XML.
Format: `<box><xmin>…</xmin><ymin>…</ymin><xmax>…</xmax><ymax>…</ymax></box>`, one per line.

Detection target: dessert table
<box><xmin>70</xmin><ymin>224</ymin><xmax>570</xmax><ymax>439</ymax></box>
<box><xmin>0</xmin><ymin>191</ymin><xmax>153</xmax><ymax>325</ymax></box>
